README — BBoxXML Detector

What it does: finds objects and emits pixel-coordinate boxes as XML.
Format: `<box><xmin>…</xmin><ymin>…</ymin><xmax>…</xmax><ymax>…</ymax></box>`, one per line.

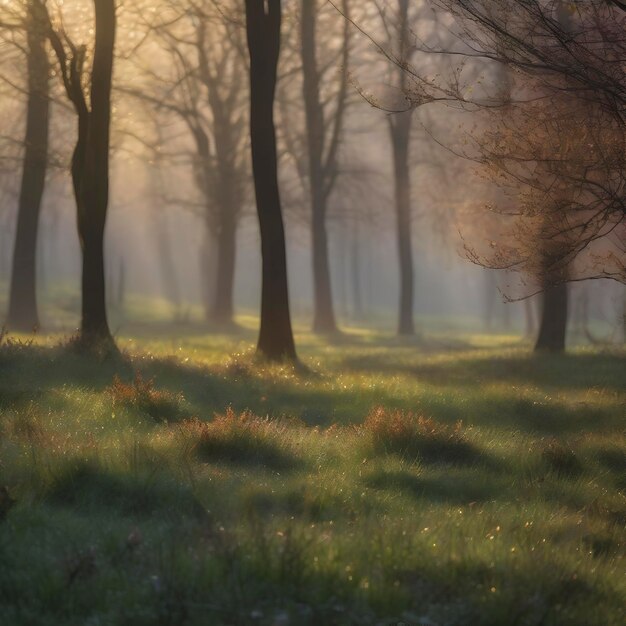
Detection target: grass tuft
<box><xmin>0</xmin><ymin>327</ymin><xmax>34</xmax><ymax>363</ymax></box>
<box><xmin>363</xmin><ymin>407</ymin><xmax>481</xmax><ymax>466</ymax></box>
<box><xmin>108</xmin><ymin>372</ymin><xmax>188</xmax><ymax>423</ymax></box>
<box><xmin>183</xmin><ymin>409</ymin><xmax>302</xmax><ymax>471</ymax></box>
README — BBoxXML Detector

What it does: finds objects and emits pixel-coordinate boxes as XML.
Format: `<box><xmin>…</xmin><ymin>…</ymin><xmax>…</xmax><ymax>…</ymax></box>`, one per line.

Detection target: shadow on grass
<box><xmin>370</xmin><ymin>431</ymin><xmax>497</xmax><ymax>469</ymax></box>
<box><xmin>195</xmin><ymin>431</ymin><xmax>302</xmax><ymax>472</ymax></box>
<box><xmin>45</xmin><ymin>460</ymin><xmax>208</xmax><ymax>520</ymax></box>
<box><xmin>0</xmin><ymin>343</ymin><xmax>368</xmax><ymax>427</ymax></box>
<box><xmin>0</xmin><ymin>343</ymin><xmax>623</xmax><ymax>435</ymax></box>
<box><xmin>341</xmin><ymin>351</ymin><xmax>626</xmax><ymax>393</ymax></box>
<box><xmin>364</xmin><ymin>469</ymin><xmax>504</xmax><ymax>505</ymax></box>
<box><xmin>241</xmin><ymin>486</ymin><xmax>377</xmax><ymax>522</ymax></box>
<box><xmin>118</xmin><ymin>319</ymin><xmax>257</xmax><ymax>341</ymax></box>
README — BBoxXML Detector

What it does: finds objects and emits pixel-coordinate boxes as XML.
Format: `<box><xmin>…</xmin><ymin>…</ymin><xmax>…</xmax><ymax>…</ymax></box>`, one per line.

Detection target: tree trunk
<box><xmin>311</xmin><ymin>208</ymin><xmax>336</xmax><ymax>332</ymax></box>
<box><xmin>7</xmin><ymin>1</ymin><xmax>49</xmax><ymax>332</ymax></box>
<box><xmin>211</xmin><ymin>215</ymin><xmax>237</xmax><ymax>326</ymax></box>
<box><xmin>302</xmin><ymin>0</ymin><xmax>337</xmax><ymax>334</ymax></box>
<box><xmin>246</xmin><ymin>0</ymin><xmax>297</xmax><ymax>362</ymax></box>
<box><xmin>76</xmin><ymin>0</ymin><xmax>116</xmax><ymax>349</ymax></box>
<box><xmin>535</xmin><ymin>283</ymin><xmax>568</xmax><ymax>352</ymax></box>
<box><xmin>350</xmin><ymin>219</ymin><xmax>364</xmax><ymax>321</ymax></box>
<box><xmin>389</xmin><ymin>113</ymin><xmax>415</xmax><ymax>336</ymax></box>
<box><xmin>153</xmin><ymin>207</ymin><xmax>182</xmax><ymax>318</ymax></box>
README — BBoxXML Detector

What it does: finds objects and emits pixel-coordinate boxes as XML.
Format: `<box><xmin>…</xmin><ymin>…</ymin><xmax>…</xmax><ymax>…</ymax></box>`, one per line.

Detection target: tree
<box><xmin>300</xmin><ymin>0</ymin><xmax>351</xmax><ymax>334</ymax></box>
<box><xmin>373</xmin><ymin>0</ymin><xmax>625</xmax><ymax>350</ymax></box>
<box><xmin>4</xmin><ymin>1</ymin><xmax>50</xmax><ymax>332</ymax></box>
<box><xmin>124</xmin><ymin>0</ymin><xmax>250</xmax><ymax>327</ymax></box>
<box><xmin>379</xmin><ymin>0</ymin><xmax>419</xmax><ymax>335</ymax></box>
<box><xmin>463</xmin><ymin>5</ymin><xmax>623</xmax><ymax>351</ymax></box>
<box><xmin>41</xmin><ymin>0</ymin><xmax>117</xmax><ymax>351</ymax></box>
<box><xmin>245</xmin><ymin>0</ymin><xmax>297</xmax><ymax>361</ymax></box>
<box><xmin>435</xmin><ymin>0</ymin><xmax>626</xmax><ymax>287</ymax></box>
<box><xmin>364</xmin><ymin>0</ymin><xmax>440</xmax><ymax>336</ymax></box>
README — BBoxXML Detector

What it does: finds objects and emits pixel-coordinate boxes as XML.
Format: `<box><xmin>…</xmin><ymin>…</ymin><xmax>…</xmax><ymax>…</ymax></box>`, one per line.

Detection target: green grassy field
<box><xmin>0</xmin><ymin>317</ymin><xmax>624</xmax><ymax>625</ymax></box>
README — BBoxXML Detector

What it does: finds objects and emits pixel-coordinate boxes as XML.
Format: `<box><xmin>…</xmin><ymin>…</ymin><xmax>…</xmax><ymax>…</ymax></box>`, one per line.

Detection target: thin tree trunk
<box><xmin>389</xmin><ymin>112</ymin><xmax>415</xmax><ymax>336</ymax></box>
<box><xmin>77</xmin><ymin>0</ymin><xmax>116</xmax><ymax>348</ymax></box>
<box><xmin>246</xmin><ymin>0</ymin><xmax>297</xmax><ymax>361</ymax></box>
<box><xmin>211</xmin><ymin>214</ymin><xmax>236</xmax><ymax>326</ymax></box>
<box><xmin>302</xmin><ymin>0</ymin><xmax>337</xmax><ymax>334</ymax></box>
<box><xmin>350</xmin><ymin>218</ymin><xmax>364</xmax><ymax>321</ymax></box>
<box><xmin>311</xmin><ymin>208</ymin><xmax>336</xmax><ymax>332</ymax></box>
<box><xmin>153</xmin><ymin>209</ymin><xmax>182</xmax><ymax>318</ymax></box>
<box><xmin>7</xmin><ymin>1</ymin><xmax>49</xmax><ymax>332</ymax></box>
<box><xmin>535</xmin><ymin>283</ymin><xmax>568</xmax><ymax>352</ymax></box>
<box><xmin>335</xmin><ymin>217</ymin><xmax>349</xmax><ymax>320</ymax></box>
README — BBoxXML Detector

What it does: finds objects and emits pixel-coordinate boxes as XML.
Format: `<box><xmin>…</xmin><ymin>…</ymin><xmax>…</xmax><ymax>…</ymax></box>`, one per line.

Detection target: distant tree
<box><xmin>124</xmin><ymin>0</ymin><xmax>250</xmax><ymax>327</ymax></box>
<box><xmin>350</xmin><ymin>0</ymin><xmax>624</xmax><ymax>350</ymax></box>
<box><xmin>0</xmin><ymin>1</ymin><xmax>50</xmax><ymax>332</ymax></box>
<box><xmin>368</xmin><ymin>0</ymin><xmax>437</xmax><ymax>336</ymax></box>
<box><xmin>462</xmin><ymin>5</ymin><xmax>623</xmax><ymax>351</ymax></box>
<box><xmin>40</xmin><ymin>0</ymin><xmax>117</xmax><ymax>351</ymax></box>
<box><xmin>245</xmin><ymin>0</ymin><xmax>297</xmax><ymax>361</ymax></box>
<box><xmin>435</xmin><ymin>1</ymin><xmax>625</xmax><ymax>286</ymax></box>
<box><xmin>300</xmin><ymin>0</ymin><xmax>351</xmax><ymax>334</ymax></box>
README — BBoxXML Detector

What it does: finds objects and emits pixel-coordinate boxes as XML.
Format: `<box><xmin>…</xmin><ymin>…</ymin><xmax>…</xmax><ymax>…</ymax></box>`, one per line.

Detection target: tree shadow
<box><xmin>341</xmin><ymin>351</ymin><xmax>626</xmax><ymax>393</ymax></box>
<box><xmin>363</xmin><ymin>469</ymin><xmax>505</xmax><ymax>505</ymax></box>
<box><xmin>1</xmin><ymin>344</ymin><xmax>622</xmax><ymax>435</ymax></box>
<box><xmin>44</xmin><ymin>459</ymin><xmax>208</xmax><ymax>520</ymax></box>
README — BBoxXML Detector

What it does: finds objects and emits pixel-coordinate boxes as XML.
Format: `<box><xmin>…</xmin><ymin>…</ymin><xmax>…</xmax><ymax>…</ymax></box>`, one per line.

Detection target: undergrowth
<box><xmin>0</xmin><ymin>330</ymin><xmax>623</xmax><ymax>625</ymax></box>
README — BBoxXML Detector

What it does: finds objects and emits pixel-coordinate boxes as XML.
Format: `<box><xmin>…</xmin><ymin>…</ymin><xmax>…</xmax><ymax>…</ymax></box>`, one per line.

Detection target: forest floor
<box><xmin>0</xmin><ymin>317</ymin><xmax>624</xmax><ymax>625</ymax></box>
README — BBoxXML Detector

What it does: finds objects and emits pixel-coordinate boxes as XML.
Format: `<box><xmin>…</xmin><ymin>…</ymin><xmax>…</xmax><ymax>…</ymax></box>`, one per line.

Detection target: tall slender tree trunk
<box><xmin>153</xmin><ymin>209</ymin><xmax>182</xmax><ymax>318</ymax></box>
<box><xmin>350</xmin><ymin>219</ymin><xmax>364</xmax><ymax>321</ymax></box>
<box><xmin>209</xmin><ymin>114</ymin><xmax>240</xmax><ymax>328</ymax></box>
<box><xmin>389</xmin><ymin>112</ymin><xmax>415</xmax><ymax>336</ymax></box>
<box><xmin>302</xmin><ymin>0</ymin><xmax>337</xmax><ymax>334</ymax></box>
<box><xmin>76</xmin><ymin>0</ymin><xmax>116</xmax><ymax>349</ymax></box>
<box><xmin>211</xmin><ymin>212</ymin><xmax>237</xmax><ymax>326</ymax></box>
<box><xmin>246</xmin><ymin>0</ymin><xmax>297</xmax><ymax>362</ymax></box>
<box><xmin>311</xmin><ymin>206</ymin><xmax>336</xmax><ymax>332</ymax></box>
<box><xmin>191</xmin><ymin>121</ymin><xmax>239</xmax><ymax>328</ymax></box>
<box><xmin>535</xmin><ymin>283</ymin><xmax>568</xmax><ymax>352</ymax></box>
<box><xmin>7</xmin><ymin>1</ymin><xmax>49</xmax><ymax>332</ymax></box>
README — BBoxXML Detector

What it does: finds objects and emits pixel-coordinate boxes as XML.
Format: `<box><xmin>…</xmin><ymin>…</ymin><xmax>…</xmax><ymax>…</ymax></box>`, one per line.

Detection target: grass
<box><xmin>0</xmin><ymin>316</ymin><xmax>624</xmax><ymax>625</ymax></box>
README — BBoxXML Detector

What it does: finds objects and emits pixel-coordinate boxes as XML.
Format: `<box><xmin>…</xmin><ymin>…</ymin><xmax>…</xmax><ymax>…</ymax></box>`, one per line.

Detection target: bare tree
<box><xmin>40</xmin><ymin>0</ymin><xmax>117</xmax><ymax>351</ymax></box>
<box><xmin>376</xmin><ymin>0</ymin><xmax>420</xmax><ymax>335</ymax></box>
<box><xmin>4</xmin><ymin>1</ymin><xmax>50</xmax><ymax>332</ymax></box>
<box><xmin>436</xmin><ymin>1</ymin><xmax>625</xmax><ymax>287</ymax></box>
<box><xmin>124</xmin><ymin>0</ymin><xmax>249</xmax><ymax>327</ymax></box>
<box><xmin>299</xmin><ymin>0</ymin><xmax>351</xmax><ymax>334</ymax></box>
<box><xmin>246</xmin><ymin>0</ymin><xmax>297</xmax><ymax>361</ymax></box>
